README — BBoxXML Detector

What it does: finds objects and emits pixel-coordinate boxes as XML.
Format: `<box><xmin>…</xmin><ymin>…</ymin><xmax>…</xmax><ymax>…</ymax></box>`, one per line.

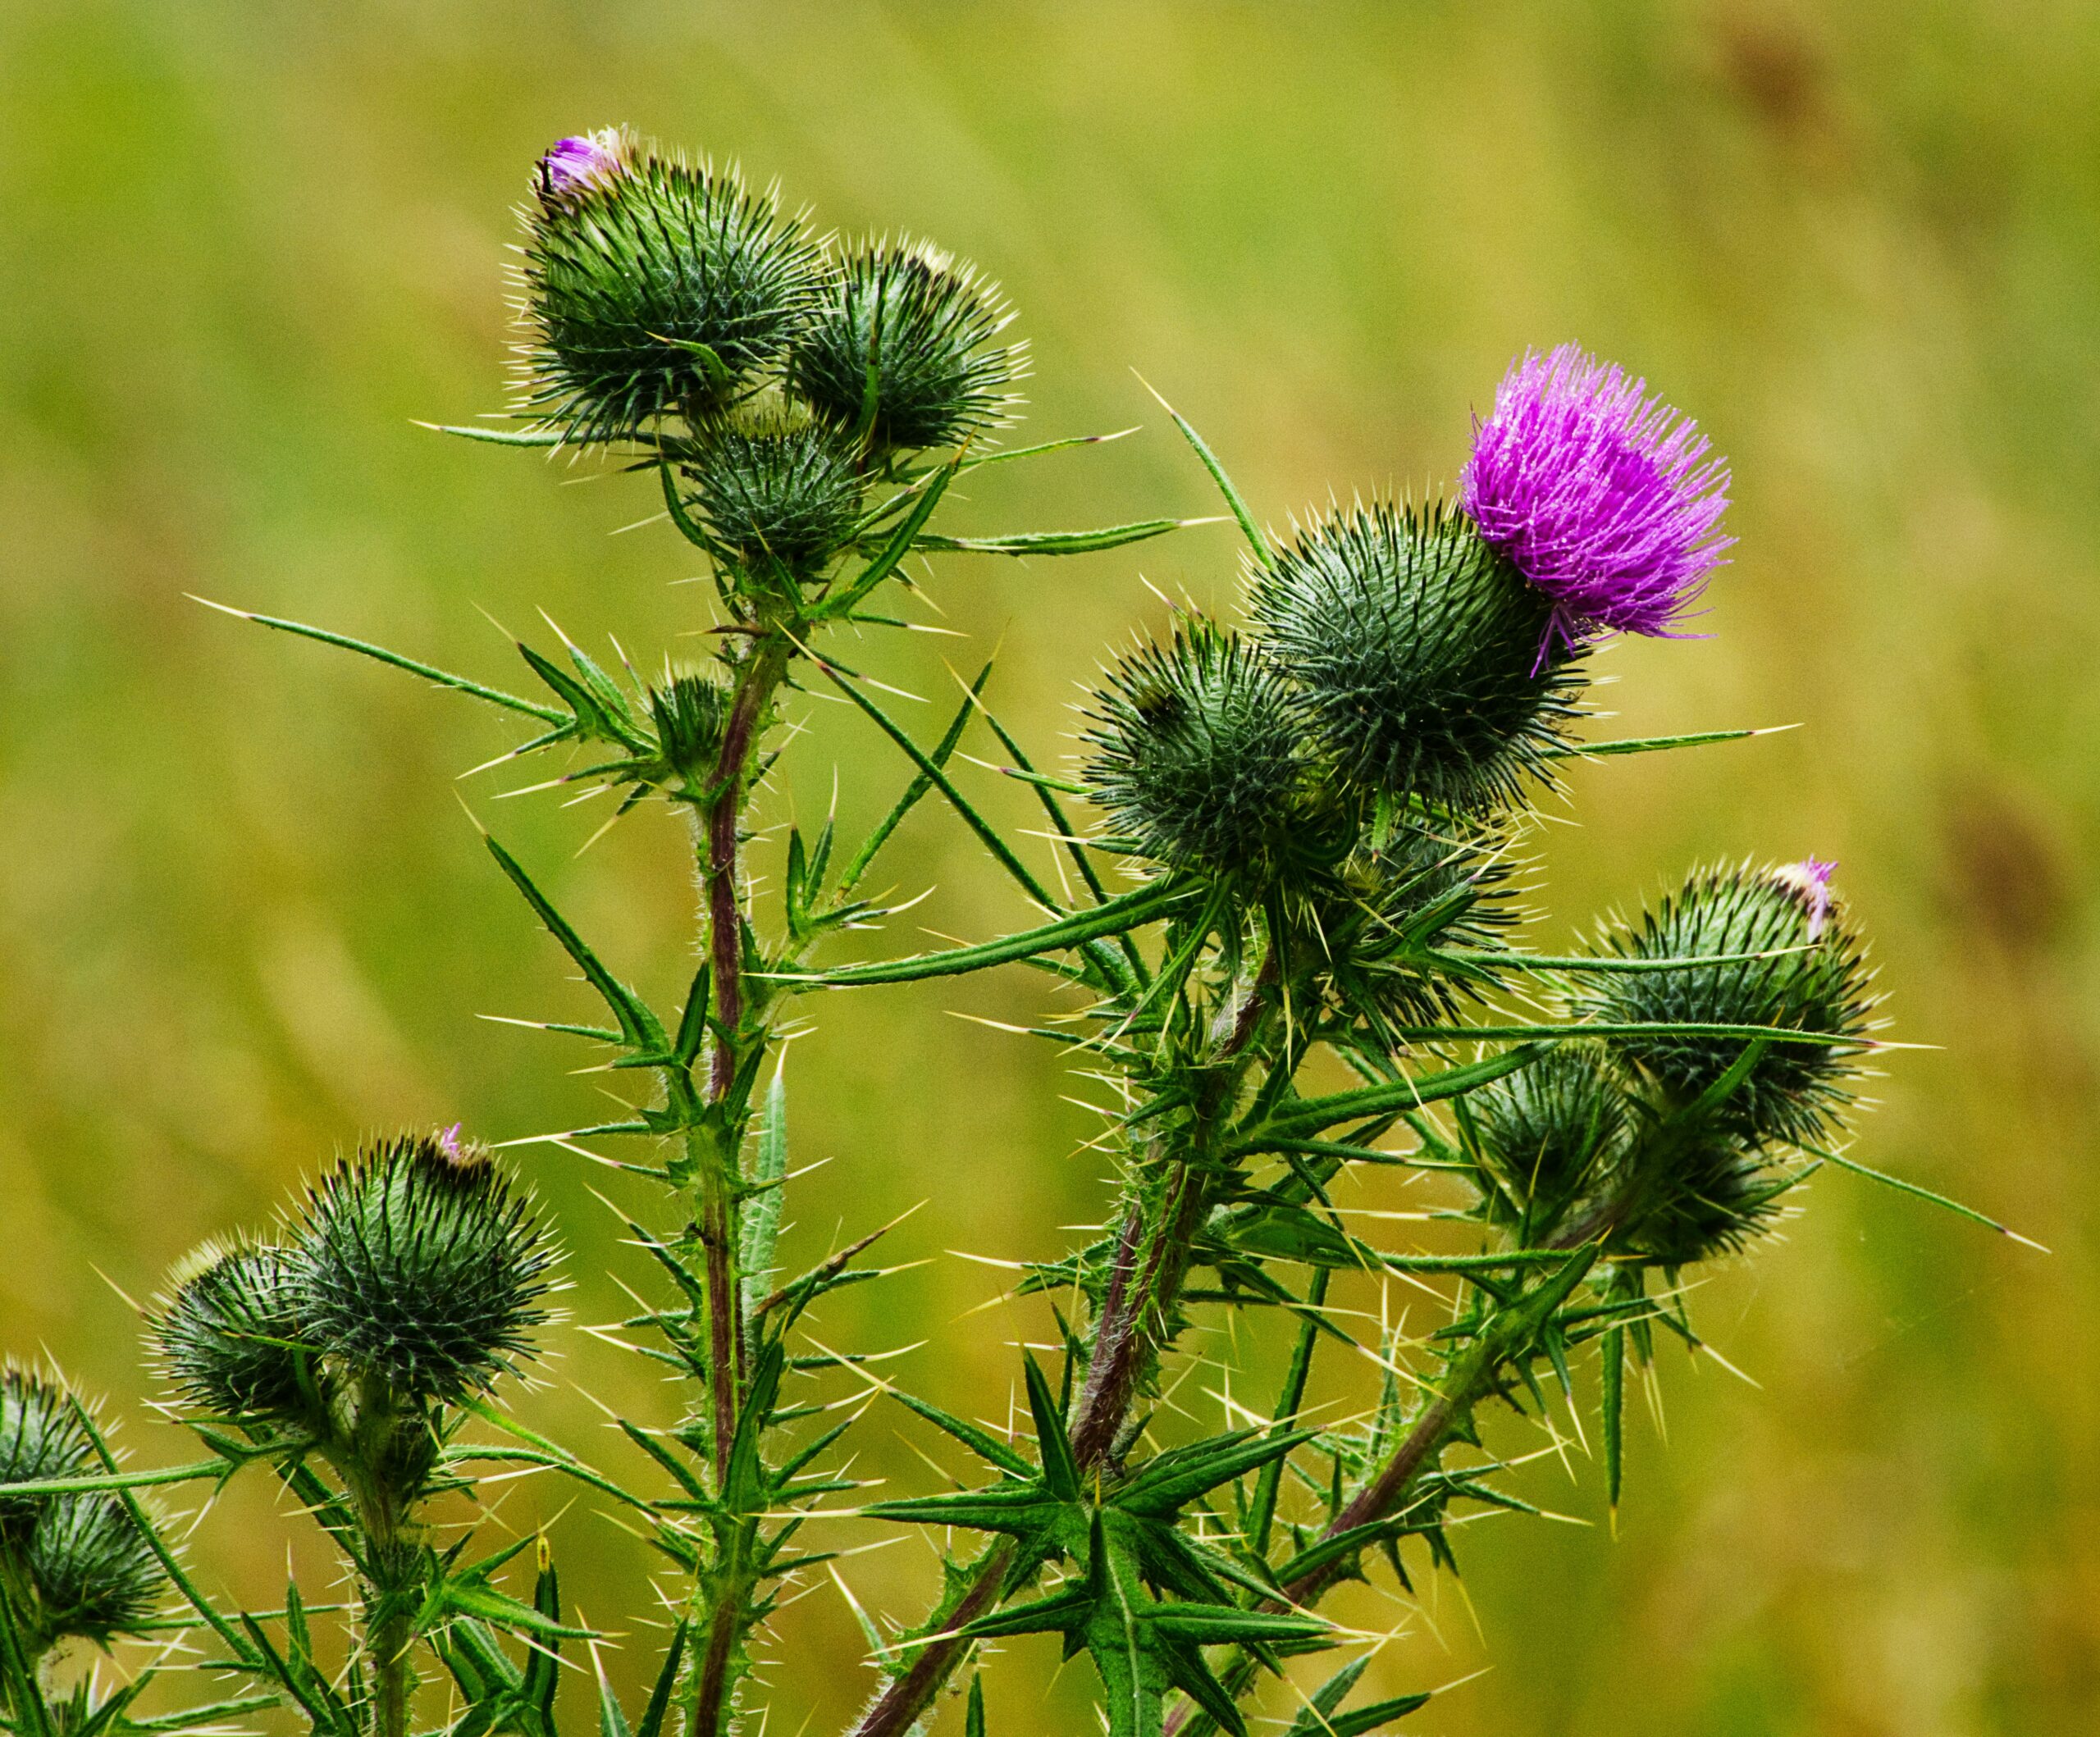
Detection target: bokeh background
<box><xmin>2</xmin><ymin>2</ymin><xmax>2097</xmax><ymax>1733</ymax></box>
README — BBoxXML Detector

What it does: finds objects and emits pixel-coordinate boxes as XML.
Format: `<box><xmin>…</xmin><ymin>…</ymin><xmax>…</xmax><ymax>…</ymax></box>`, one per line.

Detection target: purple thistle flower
<box><xmin>1773</xmin><ymin>857</ymin><xmax>1838</xmax><ymax>938</ymax></box>
<box><xmin>1460</xmin><ymin>344</ymin><xmax>1732</xmax><ymax>655</ymax></box>
<box><xmin>535</xmin><ymin>130</ymin><xmax>627</xmax><ymax>202</ymax></box>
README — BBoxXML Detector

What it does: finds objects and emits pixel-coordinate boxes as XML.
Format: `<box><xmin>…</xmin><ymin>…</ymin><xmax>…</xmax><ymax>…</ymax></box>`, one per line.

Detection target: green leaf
<box><xmin>966</xmin><ymin>1675</ymin><xmax>987</xmax><ymax>1737</ymax></box>
<box><xmin>836</xmin><ymin>662</ymin><xmax>993</xmax><ymax>898</ymax></box>
<box><xmin>194</xmin><ymin>599</ymin><xmax>568</xmax><ymax>723</ymax></box>
<box><xmin>634</xmin><ymin>1621</ymin><xmax>687</xmax><ymax>1737</ymax></box>
<box><xmin>1139</xmin><ymin>1603</ymin><xmax>1327</xmax><ymax>1648</ymax></box>
<box><xmin>740</xmin><ymin>1067</ymin><xmax>789</xmax><ymax>1322</ymax></box>
<box><xmin>912</xmin><ymin>517</ymin><xmax>1204</xmax><ymax>557</ymax></box>
<box><xmin>1116</xmin><ymin>1429</ymin><xmax>1317</xmax><ymax>1520</ymax></box>
<box><xmin>590</xmin><ymin>1646</ymin><xmax>632</xmax><ymax>1737</ymax></box>
<box><xmin>484</xmin><ymin>835</ymin><xmax>669</xmax><ymax>1056</ymax></box>
<box><xmin>1539</xmin><ymin>727</ymin><xmax>1769</xmax><ymax>759</ymax></box>
<box><xmin>1806</xmin><ymin>1143</ymin><xmax>2047</xmax><ymax>1248</ymax></box>
<box><xmin>960</xmin><ymin>1586</ymin><xmax>1094</xmax><ymax>1642</ymax></box>
<box><xmin>1024</xmin><ymin>1356</ymin><xmax>1081</xmax><ymax>1503</ymax></box>
<box><xmin>824</xmin><ymin>460</ymin><xmax>957</xmax><ymax>618</ymax></box>
<box><xmin>1243</xmin><ymin>1046</ymin><xmax>1543</xmax><ymax>1146</ymax></box>
<box><xmin>889</xmin><ymin>1392</ymin><xmax>1035</xmax><ymax>1480</ymax></box>
<box><xmin>1144</xmin><ymin>385</ymin><xmax>1271</xmax><ymax>569</ymax></box>
<box><xmin>787</xmin><ymin>878</ymin><xmax>1188</xmax><ymax>988</ymax></box>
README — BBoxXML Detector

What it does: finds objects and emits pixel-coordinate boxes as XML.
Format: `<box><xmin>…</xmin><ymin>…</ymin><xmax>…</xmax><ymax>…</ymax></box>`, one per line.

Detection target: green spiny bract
<box><xmin>1581</xmin><ymin>860</ymin><xmax>1876</xmax><ymax>1148</ymax></box>
<box><xmin>788</xmin><ymin>237</ymin><xmax>1023</xmax><ymax>454</ymax></box>
<box><xmin>678</xmin><ymin>406</ymin><xmax>865</xmax><ymax>586</ymax></box>
<box><xmin>294</xmin><ymin>1132</ymin><xmax>555</xmax><ymax>1406</ymax></box>
<box><xmin>1468</xmin><ymin>1042</ymin><xmax>1628</xmax><ymax>1229</ymax></box>
<box><xmin>1300</xmin><ymin>823</ymin><xmax>1519</xmax><ymax>1041</ymax></box>
<box><xmin>1082</xmin><ymin>622</ymin><xmax>1329</xmax><ymax>885</ymax></box>
<box><xmin>1252</xmin><ymin>500</ymin><xmax>1584</xmax><ymax>815</ymax></box>
<box><xmin>155</xmin><ymin>1241</ymin><xmax>313</xmax><ymax>1425</ymax></box>
<box><xmin>0</xmin><ymin>1368</ymin><xmax>94</xmax><ymax>1540</ymax></box>
<box><xmin>518</xmin><ymin>139</ymin><xmax>820</xmax><ymax>443</ymax></box>
<box><xmin>20</xmin><ymin>1493</ymin><xmax>166</xmax><ymax>1649</ymax></box>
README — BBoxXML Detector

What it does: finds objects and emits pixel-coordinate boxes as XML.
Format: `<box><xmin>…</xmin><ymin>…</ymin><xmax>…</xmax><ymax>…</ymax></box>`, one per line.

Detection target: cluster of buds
<box><xmin>518</xmin><ymin>130</ymin><xmax>1023</xmax><ymax>613</ymax></box>
<box><xmin>156</xmin><ymin>1131</ymin><xmax>554</xmax><ymax>1439</ymax></box>
<box><xmin>1083</xmin><ymin>345</ymin><xmax>1872</xmax><ymax>1261</ymax></box>
<box><xmin>0</xmin><ymin>1370</ymin><xmax>164</xmax><ymax>1657</ymax></box>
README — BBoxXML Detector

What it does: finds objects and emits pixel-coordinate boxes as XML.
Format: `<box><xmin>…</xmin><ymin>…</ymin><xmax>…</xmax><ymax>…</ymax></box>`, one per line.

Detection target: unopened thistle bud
<box><xmin>1582</xmin><ymin>859</ymin><xmax>1875</xmax><ymax>1147</ymax></box>
<box><xmin>155</xmin><ymin>1242</ymin><xmax>312</xmax><ymax>1425</ymax></box>
<box><xmin>1252</xmin><ymin>500</ymin><xmax>1583</xmax><ymax>815</ymax></box>
<box><xmin>1469</xmin><ymin>1043</ymin><xmax>1628</xmax><ymax>1222</ymax></box>
<box><xmin>294</xmin><ymin>1131</ymin><xmax>555</xmax><ymax>1405</ymax></box>
<box><xmin>1082</xmin><ymin>622</ymin><xmax>1323</xmax><ymax>883</ymax></box>
<box><xmin>678</xmin><ymin>407</ymin><xmax>864</xmax><ymax>584</ymax></box>
<box><xmin>519</xmin><ymin>132</ymin><xmax>820</xmax><ymax>443</ymax></box>
<box><xmin>0</xmin><ymin>1367</ymin><xmax>94</xmax><ymax>1539</ymax></box>
<box><xmin>1625</xmin><ymin>1129</ymin><xmax>1797</xmax><ymax>1266</ymax></box>
<box><xmin>1461</xmin><ymin>344</ymin><xmax>1731</xmax><ymax>656</ymax></box>
<box><xmin>788</xmin><ymin>238</ymin><xmax>1024</xmax><ymax>452</ymax></box>
<box><xmin>24</xmin><ymin>1493</ymin><xmax>166</xmax><ymax>1648</ymax></box>
<box><xmin>646</xmin><ymin>663</ymin><xmax>735</xmax><ymax>787</ymax></box>
<box><xmin>1312</xmin><ymin>824</ymin><xmax>1518</xmax><ymax>1036</ymax></box>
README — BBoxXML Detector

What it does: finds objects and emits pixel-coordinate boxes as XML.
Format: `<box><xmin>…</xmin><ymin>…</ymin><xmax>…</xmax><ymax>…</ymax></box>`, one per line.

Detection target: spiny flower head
<box><xmin>0</xmin><ymin>1367</ymin><xmax>95</xmax><ymax>1540</ymax></box>
<box><xmin>788</xmin><ymin>236</ymin><xmax>1025</xmax><ymax>453</ymax></box>
<box><xmin>1251</xmin><ymin>499</ymin><xmax>1585</xmax><ymax>815</ymax></box>
<box><xmin>678</xmin><ymin>403</ymin><xmax>865</xmax><ymax>586</ymax></box>
<box><xmin>518</xmin><ymin>134</ymin><xmax>821</xmax><ymax>443</ymax></box>
<box><xmin>294</xmin><ymin>1130</ymin><xmax>556</xmax><ymax>1406</ymax></box>
<box><xmin>1469</xmin><ymin>1042</ymin><xmax>1628</xmax><ymax>1227</ymax></box>
<box><xmin>155</xmin><ymin>1241</ymin><xmax>313</xmax><ymax>1425</ymax></box>
<box><xmin>1461</xmin><ymin>344</ymin><xmax>1731</xmax><ymax>654</ymax></box>
<box><xmin>1082</xmin><ymin>621</ymin><xmax>1327</xmax><ymax>884</ymax></box>
<box><xmin>1582</xmin><ymin>858</ymin><xmax>1877</xmax><ymax>1148</ymax></box>
<box><xmin>24</xmin><ymin>1493</ymin><xmax>167</xmax><ymax>1648</ymax></box>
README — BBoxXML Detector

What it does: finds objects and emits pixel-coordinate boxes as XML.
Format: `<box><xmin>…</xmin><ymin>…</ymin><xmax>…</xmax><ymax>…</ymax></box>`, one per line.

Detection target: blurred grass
<box><xmin>1</xmin><ymin>1</ymin><xmax>2096</xmax><ymax>1732</ymax></box>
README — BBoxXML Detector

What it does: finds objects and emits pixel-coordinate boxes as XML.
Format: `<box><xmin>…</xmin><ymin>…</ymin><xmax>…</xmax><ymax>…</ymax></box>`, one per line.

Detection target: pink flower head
<box><xmin>1772</xmin><ymin>857</ymin><xmax>1837</xmax><ymax>939</ymax></box>
<box><xmin>535</xmin><ymin>130</ymin><xmax>628</xmax><ymax>202</ymax></box>
<box><xmin>1461</xmin><ymin>344</ymin><xmax>1732</xmax><ymax>657</ymax></box>
<box><xmin>436</xmin><ymin>1122</ymin><xmax>464</xmax><ymax>1160</ymax></box>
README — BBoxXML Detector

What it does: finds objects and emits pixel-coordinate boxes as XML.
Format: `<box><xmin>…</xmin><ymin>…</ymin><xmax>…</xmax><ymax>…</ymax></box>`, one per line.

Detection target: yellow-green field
<box><xmin>2</xmin><ymin>4</ymin><xmax>2095</xmax><ymax>1732</ymax></box>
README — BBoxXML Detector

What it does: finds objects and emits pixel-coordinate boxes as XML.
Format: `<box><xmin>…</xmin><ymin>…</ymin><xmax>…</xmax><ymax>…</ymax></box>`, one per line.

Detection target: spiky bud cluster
<box><xmin>1468</xmin><ymin>1043</ymin><xmax>1627</xmax><ymax>1224</ymax></box>
<box><xmin>1082</xmin><ymin>623</ymin><xmax>1326</xmax><ymax>882</ymax></box>
<box><xmin>1582</xmin><ymin>859</ymin><xmax>1875</xmax><ymax>1147</ymax></box>
<box><xmin>1307</xmin><ymin>824</ymin><xmax>1518</xmax><ymax>1037</ymax></box>
<box><xmin>154</xmin><ymin>1130</ymin><xmax>554</xmax><ymax>1422</ymax></box>
<box><xmin>520</xmin><ymin>133</ymin><xmax>820</xmax><ymax>443</ymax></box>
<box><xmin>0</xmin><ymin>1370</ymin><xmax>165</xmax><ymax>1653</ymax></box>
<box><xmin>787</xmin><ymin>238</ymin><xmax>1024</xmax><ymax>453</ymax></box>
<box><xmin>1253</xmin><ymin>501</ymin><xmax>1583</xmax><ymax>815</ymax></box>
<box><xmin>678</xmin><ymin>406</ymin><xmax>865</xmax><ymax>584</ymax></box>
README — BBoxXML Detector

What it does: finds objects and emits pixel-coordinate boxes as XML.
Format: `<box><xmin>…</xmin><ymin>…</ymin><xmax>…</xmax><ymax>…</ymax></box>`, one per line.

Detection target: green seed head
<box><xmin>294</xmin><ymin>1130</ymin><xmax>556</xmax><ymax>1406</ymax></box>
<box><xmin>1582</xmin><ymin>859</ymin><xmax>1877</xmax><ymax>1147</ymax></box>
<box><xmin>1082</xmin><ymin>622</ymin><xmax>1328</xmax><ymax>884</ymax></box>
<box><xmin>0</xmin><ymin>1367</ymin><xmax>94</xmax><ymax>1540</ymax></box>
<box><xmin>155</xmin><ymin>1242</ymin><xmax>313</xmax><ymax>1425</ymax></box>
<box><xmin>678</xmin><ymin>404</ymin><xmax>864</xmax><ymax>584</ymax></box>
<box><xmin>1469</xmin><ymin>1043</ymin><xmax>1628</xmax><ymax>1224</ymax></box>
<box><xmin>519</xmin><ymin>138</ymin><xmax>820</xmax><ymax>443</ymax></box>
<box><xmin>788</xmin><ymin>237</ymin><xmax>1024</xmax><ymax>453</ymax></box>
<box><xmin>25</xmin><ymin>1494</ymin><xmax>167</xmax><ymax>1648</ymax></box>
<box><xmin>1252</xmin><ymin>500</ymin><xmax>1583</xmax><ymax>815</ymax></box>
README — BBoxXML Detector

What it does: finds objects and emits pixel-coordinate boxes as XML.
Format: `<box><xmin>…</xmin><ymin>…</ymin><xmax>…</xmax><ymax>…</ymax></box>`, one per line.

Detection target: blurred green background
<box><xmin>2</xmin><ymin>2</ymin><xmax>2096</xmax><ymax>1732</ymax></box>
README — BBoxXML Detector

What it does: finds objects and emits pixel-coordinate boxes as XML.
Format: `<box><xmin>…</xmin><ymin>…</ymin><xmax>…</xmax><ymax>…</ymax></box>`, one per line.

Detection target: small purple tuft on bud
<box><xmin>536</xmin><ymin>130</ymin><xmax>626</xmax><ymax>202</ymax></box>
<box><xmin>1773</xmin><ymin>856</ymin><xmax>1837</xmax><ymax>939</ymax></box>
<box><xmin>1460</xmin><ymin>344</ymin><xmax>1732</xmax><ymax>657</ymax></box>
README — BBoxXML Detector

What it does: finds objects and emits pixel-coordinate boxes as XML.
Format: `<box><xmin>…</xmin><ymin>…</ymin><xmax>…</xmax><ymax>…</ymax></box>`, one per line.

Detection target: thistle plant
<box><xmin>0</xmin><ymin>127</ymin><xmax>2017</xmax><ymax>1737</ymax></box>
